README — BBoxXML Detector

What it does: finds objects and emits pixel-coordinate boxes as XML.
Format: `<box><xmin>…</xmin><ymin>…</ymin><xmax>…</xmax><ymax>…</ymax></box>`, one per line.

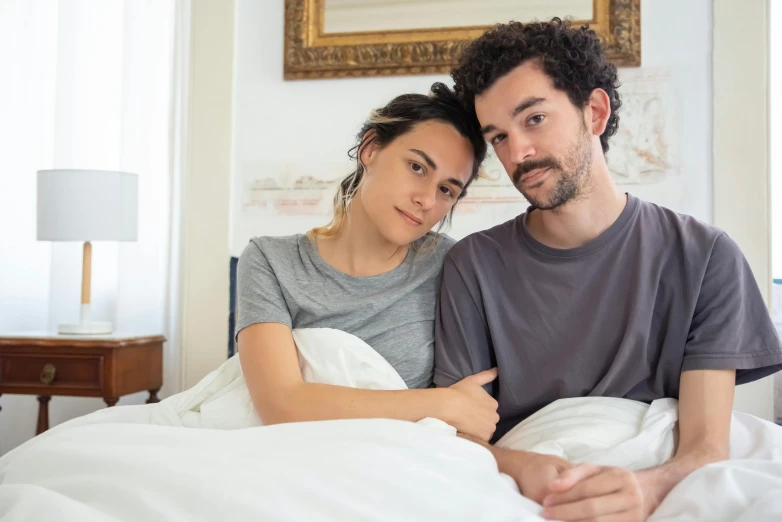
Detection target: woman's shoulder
<box><xmin>410</xmin><ymin>231</ymin><xmax>457</xmax><ymax>265</ymax></box>
<box><xmin>430</xmin><ymin>231</ymin><xmax>457</xmax><ymax>254</ymax></box>
<box><xmin>241</xmin><ymin>233</ymin><xmax>308</xmax><ymax>263</ymax></box>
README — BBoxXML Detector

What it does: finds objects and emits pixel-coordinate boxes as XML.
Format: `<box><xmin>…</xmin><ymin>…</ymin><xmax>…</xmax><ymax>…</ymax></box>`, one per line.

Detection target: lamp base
<box><xmin>58</xmin><ymin>321</ymin><xmax>114</xmax><ymax>335</ymax></box>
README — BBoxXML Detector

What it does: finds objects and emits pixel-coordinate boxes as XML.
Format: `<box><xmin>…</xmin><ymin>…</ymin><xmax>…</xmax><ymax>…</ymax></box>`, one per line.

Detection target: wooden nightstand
<box><xmin>0</xmin><ymin>333</ymin><xmax>164</xmax><ymax>434</ymax></box>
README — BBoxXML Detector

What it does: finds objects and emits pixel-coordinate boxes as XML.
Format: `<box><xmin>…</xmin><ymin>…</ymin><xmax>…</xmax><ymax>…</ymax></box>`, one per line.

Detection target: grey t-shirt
<box><xmin>236</xmin><ymin>233</ymin><xmax>455</xmax><ymax>389</ymax></box>
<box><xmin>434</xmin><ymin>193</ymin><xmax>782</xmax><ymax>441</ymax></box>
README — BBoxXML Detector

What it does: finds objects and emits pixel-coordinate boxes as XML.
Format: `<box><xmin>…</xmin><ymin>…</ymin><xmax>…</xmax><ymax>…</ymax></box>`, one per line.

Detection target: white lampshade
<box><xmin>37</xmin><ymin>169</ymin><xmax>138</xmax><ymax>242</ymax></box>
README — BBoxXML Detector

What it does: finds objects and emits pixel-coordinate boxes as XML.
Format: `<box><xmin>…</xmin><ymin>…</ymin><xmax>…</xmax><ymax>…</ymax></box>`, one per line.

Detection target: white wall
<box><xmin>772</xmin><ymin>0</ymin><xmax>781</xmax><ymax>282</ymax></box>
<box><xmin>769</xmin><ymin>1</ymin><xmax>782</xmax><ymax>284</ymax></box>
<box><xmin>230</xmin><ymin>0</ymin><xmax>712</xmax><ymax>254</ymax></box>
<box><xmin>230</xmin><ymin>1</ymin><xmax>780</xmax><ymax>419</ymax></box>
<box><xmin>231</xmin><ymin>0</ymin><xmax>448</xmax><ymax>253</ymax></box>
<box><xmin>0</xmin><ymin>0</ymin><xmax>175</xmax><ymax>454</ymax></box>
<box><xmin>770</xmin><ymin>0</ymin><xmax>781</xmax><ymax>419</ymax></box>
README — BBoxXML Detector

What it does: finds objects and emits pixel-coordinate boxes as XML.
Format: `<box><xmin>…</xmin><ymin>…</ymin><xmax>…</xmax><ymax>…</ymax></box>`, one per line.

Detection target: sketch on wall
<box><xmin>241</xmin><ymin>69</ymin><xmax>679</xmax><ymax>219</ymax></box>
<box><xmin>241</xmin><ymin>162</ymin><xmax>346</xmax><ymax>218</ymax></box>
<box><xmin>607</xmin><ymin>68</ymin><xmax>679</xmax><ymax>184</ymax></box>
<box><xmin>238</xmin><ymin>158</ymin><xmax>526</xmax><ymax>220</ymax></box>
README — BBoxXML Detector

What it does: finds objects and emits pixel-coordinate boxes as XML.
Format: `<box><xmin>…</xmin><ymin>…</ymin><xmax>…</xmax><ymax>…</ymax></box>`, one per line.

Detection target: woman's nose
<box><xmin>412</xmin><ymin>184</ymin><xmax>437</xmax><ymax>210</ymax></box>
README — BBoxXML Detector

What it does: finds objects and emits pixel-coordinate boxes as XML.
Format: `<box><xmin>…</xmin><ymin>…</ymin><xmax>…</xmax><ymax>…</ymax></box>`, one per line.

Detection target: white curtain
<box><xmin>0</xmin><ymin>0</ymin><xmax>182</xmax><ymax>453</ymax></box>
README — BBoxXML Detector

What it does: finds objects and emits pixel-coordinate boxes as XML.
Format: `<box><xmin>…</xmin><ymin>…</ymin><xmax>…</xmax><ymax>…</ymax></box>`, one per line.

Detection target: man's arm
<box><xmin>437</xmin><ymin>251</ymin><xmax>583</xmax><ymax>501</ymax></box>
<box><xmin>635</xmin><ymin>369</ymin><xmax>734</xmax><ymax>509</ymax></box>
<box><xmin>433</xmin><ymin>255</ymin><xmax>495</xmax><ymax>389</ymax></box>
<box><xmin>436</xmin><ymin>254</ymin><xmax>576</xmax><ymax>499</ymax></box>
<box><xmin>539</xmin><ymin>231</ymin><xmax>780</xmax><ymax>521</ymax></box>
<box><xmin>539</xmin><ymin>370</ymin><xmax>734</xmax><ymax>522</ymax></box>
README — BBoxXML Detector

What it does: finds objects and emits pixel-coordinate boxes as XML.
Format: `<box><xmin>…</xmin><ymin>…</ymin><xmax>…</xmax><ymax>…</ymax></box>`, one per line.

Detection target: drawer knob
<box><xmin>40</xmin><ymin>363</ymin><xmax>57</xmax><ymax>385</ymax></box>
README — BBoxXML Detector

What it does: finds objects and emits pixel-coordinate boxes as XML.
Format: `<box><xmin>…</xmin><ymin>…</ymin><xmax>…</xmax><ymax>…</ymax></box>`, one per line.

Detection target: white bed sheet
<box><xmin>1</xmin><ymin>328</ymin><xmax>780</xmax><ymax>521</ymax></box>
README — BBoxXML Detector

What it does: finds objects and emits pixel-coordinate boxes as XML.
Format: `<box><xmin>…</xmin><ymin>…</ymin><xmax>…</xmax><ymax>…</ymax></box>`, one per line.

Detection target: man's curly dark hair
<box><xmin>452</xmin><ymin>18</ymin><xmax>622</xmax><ymax>154</ymax></box>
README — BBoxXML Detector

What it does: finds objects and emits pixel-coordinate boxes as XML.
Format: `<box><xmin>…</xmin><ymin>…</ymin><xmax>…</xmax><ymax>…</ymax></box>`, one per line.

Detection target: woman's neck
<box><xmin>315</xmin><ymin>198</ymin><xmax>409</xmax><ymax>277</ymax></box>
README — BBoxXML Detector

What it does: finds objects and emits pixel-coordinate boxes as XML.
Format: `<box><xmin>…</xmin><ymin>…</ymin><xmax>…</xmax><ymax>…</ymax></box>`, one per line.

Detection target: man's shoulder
<box><xmin>634</xmin><ymin>197</ymin><xmax>724</xmax><ymax>249</ymax></box>
<box><xmin>446</xmin><ymin>215</ymin><xmax>521</xmax><ymax>269</ymax></box>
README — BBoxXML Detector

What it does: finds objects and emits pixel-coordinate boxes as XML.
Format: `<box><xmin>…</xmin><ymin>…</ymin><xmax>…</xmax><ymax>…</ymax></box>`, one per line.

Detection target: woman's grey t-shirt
<box><xmin>236</xmin><ymin>233</ymin><xmax>455</xmax><ymax>389</ymax></box>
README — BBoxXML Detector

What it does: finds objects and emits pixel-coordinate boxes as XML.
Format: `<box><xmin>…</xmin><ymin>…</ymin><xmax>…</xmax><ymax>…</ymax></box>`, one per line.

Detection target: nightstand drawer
<box><xmin>0</xmin><ymin>354</ymin><xmax>104</xmax><ymax>392</ymax></box>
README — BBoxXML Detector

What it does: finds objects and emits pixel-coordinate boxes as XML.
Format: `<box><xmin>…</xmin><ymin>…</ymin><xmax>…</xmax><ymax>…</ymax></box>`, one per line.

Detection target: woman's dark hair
<box><xmin>310</xmin><ymin>82</ymin><xmax>487</xmax><ymax>239</ymax></box>
<box><xmin>451</xmin><ymin>18</ymin><xmax>622</xmax><ymax>154</ymax></box>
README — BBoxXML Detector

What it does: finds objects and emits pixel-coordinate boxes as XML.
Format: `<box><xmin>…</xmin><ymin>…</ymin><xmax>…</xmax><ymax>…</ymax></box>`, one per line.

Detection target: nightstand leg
<box><xmin>104</xmin><ymin>397</ymin><xmax>119</xmax><ymax>407</ymax></box>
<box><xmin>36</xmin><ymin>396</ymin><xmax>51</xmax><ymax>435</ymax></box>
<box><xmin>146</xmin><ymin>388</ymin><xmax>160</xmax><ymax>404</ymax></box>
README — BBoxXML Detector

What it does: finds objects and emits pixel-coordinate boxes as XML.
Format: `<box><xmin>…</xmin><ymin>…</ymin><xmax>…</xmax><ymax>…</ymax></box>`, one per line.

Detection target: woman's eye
<box><xmin>410</xmin><ymin>162</ymin><xmax>424</xmax><ymax>175</ymax></box>
<box><xmin>439</xmin><ymin>186</ymin><xmax>454</xmax><ymax>198</ymax></box>
<box><xmin>491</xmin><ymin>134</ymin><xmax>506</xmax><ymax>145</ymax></box>
<box><xmin>528</xmin><ymin>114</ymin><xmax>545</xmax><ymax>126</ymax></box>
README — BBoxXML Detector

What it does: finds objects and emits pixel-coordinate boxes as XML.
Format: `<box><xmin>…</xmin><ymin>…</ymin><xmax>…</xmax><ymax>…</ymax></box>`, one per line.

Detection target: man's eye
<box><xmin>491</xmin><ymin>134</ymin><xmax>506</xmax><ymax>145</ymax></box>
<box><xmin>528</xmin><ymin>114</ymin><xmax>545</xmax><ymax>125</ymax></box>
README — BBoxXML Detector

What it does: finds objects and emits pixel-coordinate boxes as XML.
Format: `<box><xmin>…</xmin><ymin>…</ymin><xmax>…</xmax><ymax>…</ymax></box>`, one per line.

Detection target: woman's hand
<box><xmin>498</xmin><ymin>450</ymin><xmax>574</xmax><ymax>503</ymax></box>
<box><xmin>443</xmin><ymin>368</ymin><xmax>500</xmax><ymax>441</ymax></box>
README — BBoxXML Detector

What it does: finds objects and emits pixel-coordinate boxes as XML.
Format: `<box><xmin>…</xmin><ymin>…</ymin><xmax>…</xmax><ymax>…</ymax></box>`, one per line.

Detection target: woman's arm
<box><xmin>238</xmin><ymin>322</ymin><xmax>500</xmax><ymax>440</ymax></box>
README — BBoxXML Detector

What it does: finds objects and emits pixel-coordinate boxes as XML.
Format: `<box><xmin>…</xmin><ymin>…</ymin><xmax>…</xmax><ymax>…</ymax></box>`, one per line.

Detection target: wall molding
<box><xmin>179</xmin><ymin>0</ymin><xmax>234</xmax><ymax>389</ymax></box>
<box><xmin>713</xmin><ymin>0</ymin><xmax>773</xmax><ymax>419</ymax></box>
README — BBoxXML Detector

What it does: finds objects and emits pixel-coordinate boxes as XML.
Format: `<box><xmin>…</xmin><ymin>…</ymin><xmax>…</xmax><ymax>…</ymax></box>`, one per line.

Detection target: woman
<box><xmin>236</xmin><ymin>83</ymin><xmax>499</xmax><ymax>442</ymax></box>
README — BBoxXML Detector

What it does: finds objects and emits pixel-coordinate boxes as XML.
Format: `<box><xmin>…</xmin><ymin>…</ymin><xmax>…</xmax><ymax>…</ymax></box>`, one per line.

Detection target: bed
<box><xmin>1</xmin><ymin>328</ymin><xmax>780</xmax><ymax>521</ymax></box>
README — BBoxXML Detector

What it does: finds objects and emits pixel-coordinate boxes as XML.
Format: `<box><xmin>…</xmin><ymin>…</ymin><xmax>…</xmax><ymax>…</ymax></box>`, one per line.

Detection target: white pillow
<box><xmin>496</xmin><ymin>396</ymin><xmax>678</xmax><ymax>469</ymax></box>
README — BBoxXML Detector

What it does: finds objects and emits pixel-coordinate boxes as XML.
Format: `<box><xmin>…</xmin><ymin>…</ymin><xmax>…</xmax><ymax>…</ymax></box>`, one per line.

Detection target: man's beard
<box><xmin>512</xmin><ymin>129</ymin><xmax>593</xmax><ymax>211</ymax></box>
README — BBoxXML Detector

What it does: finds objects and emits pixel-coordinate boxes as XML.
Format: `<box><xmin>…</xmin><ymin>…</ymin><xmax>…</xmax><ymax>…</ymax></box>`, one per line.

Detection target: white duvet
<box><xmin>1</xmin><ymin>328</ymin><xmax>780</xmax><ymax>522</ymax></box>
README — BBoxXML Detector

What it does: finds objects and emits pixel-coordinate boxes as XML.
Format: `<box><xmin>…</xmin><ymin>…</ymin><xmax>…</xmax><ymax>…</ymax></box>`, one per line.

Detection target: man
<box><xmin>434</xmin><ymin>18</ymin><xmax>782</xmax><ymax>521</ymax></box>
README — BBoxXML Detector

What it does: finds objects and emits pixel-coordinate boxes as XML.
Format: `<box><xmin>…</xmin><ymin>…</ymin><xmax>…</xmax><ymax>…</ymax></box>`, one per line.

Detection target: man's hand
<box><xmin>539</xmin><ymin>370</ymin><xmax>734</xmax><ymax>521</ymax></box>
<box><xmin>495</xmin><ymin>449</ymin><xmax>575</xmax><ymax>503</ymax></box>
<box><xmin>540</xmin><ymin>463</ymin><xmax>665</xmax><ymax>521</ymax></box>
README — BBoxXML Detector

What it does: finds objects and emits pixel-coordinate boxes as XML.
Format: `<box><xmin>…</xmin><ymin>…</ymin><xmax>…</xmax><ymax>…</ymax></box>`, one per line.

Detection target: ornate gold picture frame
<box><xmin>284</xmin><ymin>0</ymin><xmax>641</xmax><ymax>80</ymax></box>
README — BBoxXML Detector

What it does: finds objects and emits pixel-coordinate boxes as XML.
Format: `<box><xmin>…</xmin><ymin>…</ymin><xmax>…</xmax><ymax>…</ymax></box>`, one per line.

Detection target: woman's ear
<box><xmin>358</xmin><ymin>130</ymin><xmax>380</xmax><ymax>170</ymax></box>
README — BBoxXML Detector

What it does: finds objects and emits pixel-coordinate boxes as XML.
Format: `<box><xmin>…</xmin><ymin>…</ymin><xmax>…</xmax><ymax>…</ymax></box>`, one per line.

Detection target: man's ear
<box><xmin>586</xmin><ymin>88</ymin><xmax>611</xmax><ymax>137</ymax></box>
<box><xmin>359</xmin><ymin>129</ymin><xmax>380</xmax><ymax>169</ymax></box>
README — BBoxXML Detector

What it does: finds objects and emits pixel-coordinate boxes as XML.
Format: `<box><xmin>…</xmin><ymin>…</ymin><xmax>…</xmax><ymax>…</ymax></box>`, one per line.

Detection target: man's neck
<box><xmin>316</xmin><ymin>199</ymin><xmax>408</xmax><ymax>277</ymax></box>
<box><xmin>526</xmin><ymin>163</ymin><xmax>627</xmax><ymax>250</ymax></box>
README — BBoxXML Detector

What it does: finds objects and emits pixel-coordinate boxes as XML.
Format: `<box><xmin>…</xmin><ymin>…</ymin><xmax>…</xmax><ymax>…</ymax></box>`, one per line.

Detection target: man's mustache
<box><xmin>512</xmin><ymin>158</ymin><xmax>560</xmax><ymax>185</ymax></box>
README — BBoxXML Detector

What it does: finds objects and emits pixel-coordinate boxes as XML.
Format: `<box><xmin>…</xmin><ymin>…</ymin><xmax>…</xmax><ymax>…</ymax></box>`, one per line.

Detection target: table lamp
<box><xmin>37</xmin><ymin>169</ymin><xmax>138</xmax><ymax>335</ymax></box>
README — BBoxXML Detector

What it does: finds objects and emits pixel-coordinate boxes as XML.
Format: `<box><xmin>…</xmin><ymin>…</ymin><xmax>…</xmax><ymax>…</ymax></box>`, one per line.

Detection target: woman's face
<box><xmin>358</xmin><ymin>120</ymin><xmax>475</xmax><ymax>246</ymax></box>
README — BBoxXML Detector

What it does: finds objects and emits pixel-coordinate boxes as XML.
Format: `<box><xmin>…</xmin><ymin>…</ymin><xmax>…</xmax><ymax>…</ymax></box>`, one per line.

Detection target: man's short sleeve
<box><xmin>434</xmin><ymin>255</ymin><xmax>495</xmax><ymax>391</ymax></box>
<box><xmin>235</xmin><ymin>240</ymin><xmax>293</xmax><ymax>338</ymax></box>
<box><xmin>683</xmin><ymin>232</ymin><xmax>782</xmax><ymax>383</ymax></box>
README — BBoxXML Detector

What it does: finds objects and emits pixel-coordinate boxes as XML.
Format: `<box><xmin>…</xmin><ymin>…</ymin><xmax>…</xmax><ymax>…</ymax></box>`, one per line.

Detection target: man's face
<box><xmin>475</xmin><ymin>60</ymin><xmax>594</xmax><ymax>210</ymax></box>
